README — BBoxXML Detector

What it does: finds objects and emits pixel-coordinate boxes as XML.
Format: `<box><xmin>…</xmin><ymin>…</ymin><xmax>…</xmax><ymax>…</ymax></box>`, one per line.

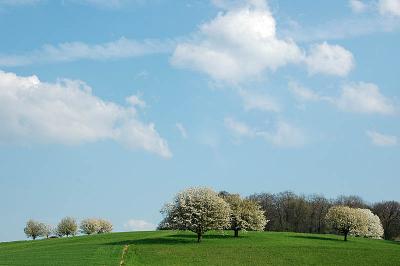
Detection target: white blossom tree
<box><xmin>160</xmin><ymin>187</ymin><xmax>231</xmax><ymax>242</ymax></box>
<box><xmin>24</xmin><ymin>219</ymin><xmax>44</xmax><ymax>240</ymax></box>
<box><xmin>42</xmin><ymin>224</ymin><xmax>53</xmax><ymax>239</ymax></box>
<box><xmin>325</xmin><ymin>206</ymin><xmax>365</xmax><ymax>241</ymax></box>
<box><xmin>221</xmin><ymin>194</ymin><xmax>267</xmax><ymax>237</ymax></box>
<box><xmin>57</xmin><ymin>217</ymin><xmax>78</xmax><ymax>237</ymax></box>
<box><xmin>97</xmin><ymin>219</ymin><xmax>113</xmax><ymax>234</ymax></box>
<box><xmin>80</xmin><ymin>218</ymin><xmax>100</xmax><ymax>235</ymax></box>
<box><xmin>355</xmin><ymin>209</ymin><xmax>384</xmax><ymax>239</ymax></box>
<box><xmin>326</xmin><ymin>206</ymin><xmax>384</xmax><ymax>241</ymax></box>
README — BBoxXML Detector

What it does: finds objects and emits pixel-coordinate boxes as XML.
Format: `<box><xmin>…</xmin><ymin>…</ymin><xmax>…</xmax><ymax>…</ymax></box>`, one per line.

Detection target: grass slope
<box><xmin>0</xmin><ymin>231</ymin><xmax>399</xmax><ymax>265</ymax></box>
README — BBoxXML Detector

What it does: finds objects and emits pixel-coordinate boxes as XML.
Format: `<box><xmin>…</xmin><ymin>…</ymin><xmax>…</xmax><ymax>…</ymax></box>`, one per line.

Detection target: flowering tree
<box><xmin>57</xmin><ymin>217</ymin><xmax>78</xmax><ymax>237</ymax></box>
<box><xmin>42</xmin><ymin>224</ymin><xmax>53</xmax><ymax>239</ymax></box>
<box><xmin>80</xmin><ymin>218</ymin><xmax>100</xmax><ymax>235</ymax></box>
<box><xmin>159</xmin><ymin>187</ymin><xmax>231</xmax><ymax>242</ymax></box>
<box><xmin>24</xmin><ymin>219</ymin><xmax>44</xmax><ymax>240</ymax></box>
<box><xmin>356</xmin><ymin>209</ymin><xmax>384</xmax><ymax>239</ymax></box>
<box><xmin>326</xmin><ymin>206</ymin><xmax>384</xmax><ymax>241</ymax></box>
<box><xmin>325</xmin><ymin>206</ymin><xmax>364</xmax><ymax>241</ymax></box>
<box><xmin>221</xmin><ymin>194</ymin><xmax>267</xmax><ymax>237</ymax></box>
<box><xmin>97</xmin><ymin>219</ymin><xmax>113</xmax><ymax>233</ymax></box>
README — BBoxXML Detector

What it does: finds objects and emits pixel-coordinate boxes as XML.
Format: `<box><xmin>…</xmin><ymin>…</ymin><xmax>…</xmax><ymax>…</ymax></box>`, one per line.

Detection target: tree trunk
<box><xmin>234</xmin><ymin>229</ymin><xmax>239</xmax><ymax>237</ymax></box>
<box><xmin>344</xmin><ymin>231</ymin><xmax>348</xmax><ymax>241</ymax></box>
<box><xmin>197</xmin><ymin>232</ymin><xmax>202</xmax><ymax>243</ymax></box>
<box><xmin>33</xmin><ymin>236</ymin><xmax>36</xmax><ymax>240</ymax></box>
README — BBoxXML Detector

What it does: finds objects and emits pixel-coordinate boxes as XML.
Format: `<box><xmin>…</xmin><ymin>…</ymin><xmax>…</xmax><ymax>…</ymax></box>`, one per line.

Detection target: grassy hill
<box><xmin>0</xmin><ymin>231</ymin><xmax>399</xmax><ymax>265</ymax></box>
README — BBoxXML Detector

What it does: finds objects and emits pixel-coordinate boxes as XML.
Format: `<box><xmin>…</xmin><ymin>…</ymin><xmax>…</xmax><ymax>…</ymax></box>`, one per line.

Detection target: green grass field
<box><xmin>0</xmin><ymin>231</ymin><xmax>399</xmax><ymax>265</ymax></box>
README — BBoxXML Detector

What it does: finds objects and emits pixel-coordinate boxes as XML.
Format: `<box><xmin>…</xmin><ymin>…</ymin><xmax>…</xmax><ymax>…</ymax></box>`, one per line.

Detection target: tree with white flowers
<box><xmin>42</xmin><ymin>224</ymin><xmax>53</xmax><ymax>239</ymax></box>
<box><xmin>221</xmin><ymin>193</ymin><xmax>267</xmax><ymax>237</ymax></box>
<box><xmin>355</xmin><ymin>209</ymin><xmax>384</xmax><ymax>239</ymax></box>
<box><xmin>159</xmin><ymin>187</ymin><xmax>231</xmax><ymax>242</ymax></box>
<box><xmin>326</xmin><ymin>206</ymin><xmax>384</xmax><ymax>241</ymax></box>
<box><xmin>325</xmin><ymin>206</ymin><xmax>365</xmax><ymax>241</ymax></box>
<box><xmin>57</xmin><ymin>217</ymin><xmax>78</xmax><ymax>237</ymax></box>
<box><xmin>24</xmin><ymin>219</ymin><xmax>44</xmax><ymax>240</ymax></box>
<box><xmin>80</xmin><ymin>218</ymin><xmax>100</xmax><ymax>235</ymax></box>
<box><xmin>97</xmin><ymin>219</ymin><xmax>113</xmax><ymax>233</ymax></box>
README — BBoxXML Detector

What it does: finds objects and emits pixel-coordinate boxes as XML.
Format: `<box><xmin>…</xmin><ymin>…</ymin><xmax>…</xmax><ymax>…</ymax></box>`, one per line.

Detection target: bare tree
<box><xmin>373</xmin><ymin>201</ymin><xmax>400</xmax><ymax>240</ymax></box>
<box><xmin>335</xmin><ymin>195</ymin><xmax>369</xmax><ymax>209</ymax></box>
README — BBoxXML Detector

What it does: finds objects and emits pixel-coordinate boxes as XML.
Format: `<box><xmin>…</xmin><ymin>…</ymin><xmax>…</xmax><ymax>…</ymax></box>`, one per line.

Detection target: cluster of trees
<box><xmin>159</xmin><ymin>187</ymin><xmax>267</xmax><ymax>242</ymax></box>
<box><xmin>159</xmin><ymin>188</ymin><xmax>399</xmax><ymax>242</ymax></box>
<box><xmin>24</xmin><ymin>217</ymin><xmax>112</xmax><ymax>240</ymax></box>
<box><xmin>249</xmin><ymin>192</ymin><xmax>400</xmax><ymax>240</ymax></box>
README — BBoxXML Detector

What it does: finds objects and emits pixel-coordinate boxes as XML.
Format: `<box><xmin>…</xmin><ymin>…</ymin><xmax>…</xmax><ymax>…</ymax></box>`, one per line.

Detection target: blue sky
<box><xmin>0</xmin><ymin>0</ymin><xmax>399</xmax><ymax>242</ymax></box>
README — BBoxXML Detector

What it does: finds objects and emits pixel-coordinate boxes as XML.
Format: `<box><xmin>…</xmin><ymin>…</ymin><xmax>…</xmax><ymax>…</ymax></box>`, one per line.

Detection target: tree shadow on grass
<box><xmin>104</xmin><ymin>237</ymin><xmax>194</xmax><ymax>246</ymax></box>
<box><xmin>168</xmin><ymin>234</ymin><xmax>238</xmax><ymax>240</ymax></box>
<box><xmin>289</xmin><ymin>235</ymin><xmax>343</xmax><ymax>242</ymax></box>
<box><xmin>103</xmin><ymin>233</ymin><xmax>239</xmax><ymax>246</ymax></box>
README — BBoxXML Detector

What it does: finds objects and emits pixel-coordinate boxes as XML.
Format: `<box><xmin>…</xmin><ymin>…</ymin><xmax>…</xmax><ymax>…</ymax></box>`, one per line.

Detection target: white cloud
<box><xmin>305</xmin><ymin>42</ymin><xmax>355</xmax><ymax>76</ymax></box>
<box><xmin>290</xmin><ymin>81</ymin><xmax>396</xmax><ymax>115</ymax></box>
<box><xmin>366</xmin><ymin>130</ymin><xmax>398</xmax><ymax>146</ymax></box>
<box><xmin>337</xmin><ymin>82</ymin><xmax>395</xmax><ymax>114</ymax></box>
<box><xmin>126</xmin><ymin>94</ymin><xmax>146</xmax><ymax>108</ymax></box>
<box><xmin>257</xmin><ymin>120</ymin><xmax>306</xmax><ymax>147</ymax></box>
<box><xmin>0</xmin><ymin>70</ymin><xmax>171</xmax><ymax>157</ymax></box>
<box><xmin>282</xmin><ymin>14</ymin><xmax>400</xmax><ymax>42</ymax></box>
<box><xmin>171</xmin><ymin>2</ymin><xmax>303</xmax><ymax>84</ymax></box>
<box><xmin>176</xmin><ymin>123</ymin><xmax>188</xmax><ymax>139</ymax></box>
<box><xmin>379</xmin><ymin>0</ymin><xmax>400</xmax><ymax>16</ymax></box>
<box><xmin>289</xmin><ymin>82</ymin><xmax>323</xmax><ymax>102</ymax></box>
<box><xmin>225</xmin><ymin>117</ymin><xmax>306</xmax><ymax>147</ymax></box>
<box><xmin>349</xmin><ymin>0</ymin><xmax>368</xmax><ymax>13</ymax></box>
<box><xmin>238</xmin><ymin>89</ymin><xmax>280</xmax><ymax>112</ymax></box>
<box><xmin>211</xmin><ymin>0</ymin><xmax>268</xmax><ymax>10</ymax></box>
<box><xmin>124</xmin><ymin>219</ymin><xmax>156</xmax><ymax>231</ymax></box>
<box><xmin>0</xmin><ymin>37</ymin><xmax>172</xmax><ymax>67</ymax></box>
<box><xmin>224</xmin><ymin>117</ymin><xmax>255</xmax><ymax>137</ymax></box>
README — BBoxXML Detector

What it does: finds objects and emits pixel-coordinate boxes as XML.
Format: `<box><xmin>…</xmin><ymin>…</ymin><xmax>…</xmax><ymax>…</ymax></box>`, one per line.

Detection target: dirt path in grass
<box><xmin>119</xmin><ymin>244</ymin><xmax>130</xmax><ymax>266</ymax></box>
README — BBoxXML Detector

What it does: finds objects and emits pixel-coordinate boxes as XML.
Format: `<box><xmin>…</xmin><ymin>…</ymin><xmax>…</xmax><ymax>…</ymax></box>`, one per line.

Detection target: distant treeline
<box><xmin>244</xmin><ymin>191</ymin><xmax>400</xmax><ymax>240</ymax></box>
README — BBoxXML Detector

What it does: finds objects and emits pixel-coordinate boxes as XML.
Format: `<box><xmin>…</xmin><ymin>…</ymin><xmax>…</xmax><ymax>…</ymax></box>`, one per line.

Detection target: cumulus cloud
<box><xmin>238</xmin><ymin>89</ymin><xmax>280</xmax><ymax>112</ymax></box>
<box><xmin>171</xmin><ymin>1</ymin><xmax>303</xmax><ymax>84</ymax></box>
<box><xmin>305</xmin><ymin>42</ymin><xmax>355</xmax><ymax>76</ymax></box>
<box><xmin>0</xmin><ymin>70</ymin><xmax>171</xmax><ymax>157</ymax></box>
<box><xmin>0</xmin><ymin>37</ymin><xmax>172</xmax><ymax>67</ymax></box>
<box><xmin>225</xmin><ymin>117</ymin><xmax>306</xmax><ymax>147</ymax></box>
<box><xmin>366</xmin><ymin>130</ymin><xmax>398</xmax><ymax>146</ymax></box>
<box><xmin>337</xmin><ymin>82</ymin><xmax>396</xmax><ymax>114</ymax></box>
<box><xmin>379</xmin><ymin>0</ymin><xmax>400</xmax><ymax>16</ymax></box>
<box><xmin>176</xmin><ymin>123</ymin><xmax>188</xmax><ymax>139</ymax></box>
<box><xmin>124</xmin><ymin>219</ymin><xmax>156</xmax><ymax>231</ymax></box>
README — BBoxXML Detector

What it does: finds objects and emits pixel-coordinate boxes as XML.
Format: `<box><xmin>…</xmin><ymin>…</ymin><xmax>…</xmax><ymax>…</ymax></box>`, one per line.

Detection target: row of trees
<box><xmin>159</xmin><ymin>187</ymin><xmax>395</xmax><ymax>242</ymax></box>
<box><xmin>248</xmin><ymin>192</ymin><xmax>400</xmax><ymax>240</ymax></box>
<box><xmin>158</xmin><ymin>187</ymin><xmax>267</xmax><ymax>242</ymax></box>
<box><xmin>24</xmin><ymin>217</ymin><xmax>113</xmax><ymax>240</ymax></box>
